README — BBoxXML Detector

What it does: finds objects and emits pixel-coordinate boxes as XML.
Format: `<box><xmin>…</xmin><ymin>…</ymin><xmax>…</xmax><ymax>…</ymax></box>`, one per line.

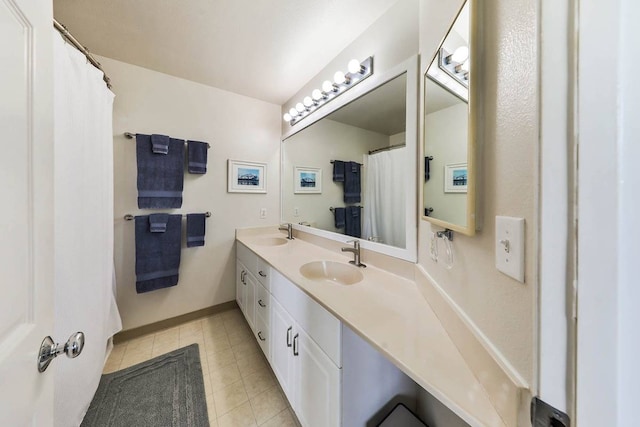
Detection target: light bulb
<box><xmin>303</xmin><ymin>96</ymin><xmax>314</xmax><ymax>107</ymax></box>
<box><xmin>334</xmin><ymin>71</ymin><xmax>346</xmax><ymax>85</ymax></box>
<box><xmin>289</xmin><ymin>108</ymin><xmax>298</xmax><ymax>117</ymax></box>
<box><xmin>283</xmin><ymin>113</ymin><xmax>292</xmax><ymax>122</ymax></box>
<box><xmin>296</xmin><ymin>102</ymin><xmax>305</xmax><ymax>113</ymax></box>
<box><xmin>461</xmin><ymin>60</ymin><xmax>470</xmax><ymax>72</ymax></box>
<box><xmin>451</xmin><ymin>46</ymin><xmax>469</xmax><ymax>63</ymax></box>
<box><xmin>348</xmin><ymin>59</ymin><xmax>362</xmax><ymax>74</ymax></box>
<box><xmin>312</xmin><ymin>89</ymin><xmax>324</xmax><ymax>100</ymax></box>
<box><xmin>322</xmin><ymin>80</ymin><xmax>334</xmax><ymax>93</ymax></box>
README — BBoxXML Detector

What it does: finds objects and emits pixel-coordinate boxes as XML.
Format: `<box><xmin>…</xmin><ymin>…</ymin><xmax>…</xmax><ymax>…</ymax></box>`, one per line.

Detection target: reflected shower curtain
<box><xmin>53</xmin><ymin>34</ymin><xmax>122</xmax><ymax>426</ymax></box>
<box><xmin>363</xmin><ymin>148</ymin><xmax>406</xmax><ymax>248</ymax></box>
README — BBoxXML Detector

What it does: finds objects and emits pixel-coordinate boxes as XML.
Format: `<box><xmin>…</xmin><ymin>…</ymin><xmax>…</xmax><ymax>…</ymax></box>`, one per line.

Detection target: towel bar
<box><xmin>329</xmin><ymin>206</ymin><xmax>363</xmax><ymax>212</ymax></box>
<box><xmin>124</xmin><ymin>212</ymin><xmax>212</xmax><ymax>221</ymax></box>
<box><xmin>125</xmin><ymin>132</ymin><xmax>210</xmax><ymax>148</ymax></box>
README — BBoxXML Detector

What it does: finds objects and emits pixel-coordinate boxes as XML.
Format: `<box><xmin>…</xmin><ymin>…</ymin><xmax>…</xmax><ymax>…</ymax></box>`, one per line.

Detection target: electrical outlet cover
<box><xmin>495</xmin><ymin>216</ymin><xmax>525</xmax><ymax>283</ymax></box>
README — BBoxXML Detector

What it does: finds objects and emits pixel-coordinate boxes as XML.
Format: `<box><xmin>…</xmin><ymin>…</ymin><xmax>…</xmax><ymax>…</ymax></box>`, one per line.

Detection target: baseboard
<box><xmin>114</xmin><ymin>301</ymin><xmax>238</xmax><ymax>344</ymax></box>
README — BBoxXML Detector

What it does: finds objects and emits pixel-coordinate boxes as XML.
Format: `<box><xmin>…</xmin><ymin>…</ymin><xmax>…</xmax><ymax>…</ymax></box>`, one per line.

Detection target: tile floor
<box><xmin>104</xmin><ymin>308</ymin><xmax>301</xmax><ymax>427</ymax></box>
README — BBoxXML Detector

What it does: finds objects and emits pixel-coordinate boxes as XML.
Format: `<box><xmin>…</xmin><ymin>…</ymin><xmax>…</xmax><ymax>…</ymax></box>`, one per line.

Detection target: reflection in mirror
<box><xmin>423</xmin><ymin>0</ymin><xmax>476</xmax><ymax>234</ymax></box>
<box><xmin>283</xmin><ymin>73</ymin><xmax>408</xmax><ymax>249</ymax></box>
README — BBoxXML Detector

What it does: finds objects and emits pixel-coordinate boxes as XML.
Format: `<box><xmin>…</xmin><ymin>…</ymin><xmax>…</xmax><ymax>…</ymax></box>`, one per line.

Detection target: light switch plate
<box><xmin>260</xmin><ymin>208</ymin><xmax>267</xmax><ymax>219</ymax></box>
<box><xmin>495</xmin><ymin>216</ymin><xmax>525</xmax><ymax>282</ymax></box>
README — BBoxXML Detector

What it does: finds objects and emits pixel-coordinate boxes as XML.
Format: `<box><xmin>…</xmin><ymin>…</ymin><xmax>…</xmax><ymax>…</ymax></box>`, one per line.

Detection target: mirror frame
<box><xmin>420</xmin><ymin>0</ymin><xmax>478</xmax><ymax>236</ymax></box>
<box><xmin>281</xmin><ymin>55</ymin><xmax>419</xmax><ymax>262</ymax></box>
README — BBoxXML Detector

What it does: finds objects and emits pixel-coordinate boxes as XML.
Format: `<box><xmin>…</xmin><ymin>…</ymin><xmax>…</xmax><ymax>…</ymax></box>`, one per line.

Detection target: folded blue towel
<box><xmin>149</xmin><ymin>213</ymin><xmax>170</xmax><ymax>233</ymax></box>
<box><xmin>343</xmin><ymin>161</ymin><xmax>361</xmax><ymax>203</ymax></box>
<box><xmin>345</xmin><ymin>206</ymin><xmax>361</xmax><ymax>238</ymax></box>
<box><xmin>186</xmin><ymin>213</ymin><xmax>206</xmax><ymax>247</ymax></box>
<box><xmin>135</xmin><ymin>214</ymin><xmax>182</xmax><ymax>293</ymax></box>
<box><xmin>333</xmin><ymin>208</ymin><xmax>346</xmax><ymax>229</ymax></box>
<box><xmin>187</xmin><ymin>141</ymin><xmax>208</xmax><ymax>174</ymax></box>
<box><xmin>136</xmin><ymin>134</ymin><xmax>185</xmax><ymax>209</ymax></box>
<box><xmin>151</xmin><ymin>134</ymin><xmax>170</xmax><ymax>154</ymax></box>
<box><xmin>333</xmin><ymin>161</ymin><xmax>345</xmax><ymax>182</ymax></box>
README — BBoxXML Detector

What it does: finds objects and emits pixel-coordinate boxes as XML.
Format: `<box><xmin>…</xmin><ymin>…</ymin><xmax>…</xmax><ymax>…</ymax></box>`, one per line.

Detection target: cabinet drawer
<box><xmin>256</xmin><ymin>258</ymin><xmax>271</xmax><ymax>290</ymax></box>
<box><xmin>256</xmin><ymin>282</ymin><xmax>271</xmax><ymax>324</ymax></box>
<box><xmin>254</xmin><ymin>314</ymin><xmax>269</xmax><ymax>359</ymax></box>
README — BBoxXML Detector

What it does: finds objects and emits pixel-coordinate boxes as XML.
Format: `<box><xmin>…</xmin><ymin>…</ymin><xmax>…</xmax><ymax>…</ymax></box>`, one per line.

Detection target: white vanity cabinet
<box><xmin>235</xmin><ymin>259</ymin><xmax>256</xmax><ymax>331</ymax></box>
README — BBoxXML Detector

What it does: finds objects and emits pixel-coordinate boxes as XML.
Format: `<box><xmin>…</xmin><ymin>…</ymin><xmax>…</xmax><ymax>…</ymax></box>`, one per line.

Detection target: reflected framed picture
<box><xmin>444</xmin><ymin>162</ymin><xmax>468</xmax><ymax>193</ymax></box>
<box><xmin>294</xmin><ymin>167</ymin><xmax>322</xmax><ymax>194</ymax></box>
<box><xmin>227</xmin><ymin>160</ymin><xmax>267</xmax><ymax>193</ymax></box>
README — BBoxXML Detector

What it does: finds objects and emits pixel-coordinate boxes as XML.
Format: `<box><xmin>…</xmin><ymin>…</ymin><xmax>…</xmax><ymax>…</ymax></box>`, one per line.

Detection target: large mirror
<box><xmin>282</xmin><ymin>57</ymin><xmax>418</xmax><ymax>261</ymax></box>
<box><xmin>422</xmin><ymin>0</ymin><xmax>477</xmax><ymax>235</ymax></box>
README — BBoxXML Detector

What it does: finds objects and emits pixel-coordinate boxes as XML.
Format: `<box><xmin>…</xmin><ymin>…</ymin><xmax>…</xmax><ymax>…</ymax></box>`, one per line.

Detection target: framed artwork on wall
<box><xmin>294</xmin><ymin>167</ymin><xmax>322</xmax><ymax>194</ymax></box>
<box><xmin>444</xmin><ymin>162</ymin><xmax>468</xmax><ymax>193</ymax></box>
<box><xmin>227</xmin><ymin>160</ymin><xmax>267</xmax><ymax>193</ymax></box>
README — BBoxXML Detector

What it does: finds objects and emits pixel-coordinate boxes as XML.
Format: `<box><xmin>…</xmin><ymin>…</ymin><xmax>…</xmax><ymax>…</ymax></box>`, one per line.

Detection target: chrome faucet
<box><xmin>279</xmin><ymin>223</ymin><xmax>294</xmax><ymax>240</ymax></box>
<box><xmin>341</xmin><ymin>240</ymin><xmax>366</xmax><ymax>268</ymax></box>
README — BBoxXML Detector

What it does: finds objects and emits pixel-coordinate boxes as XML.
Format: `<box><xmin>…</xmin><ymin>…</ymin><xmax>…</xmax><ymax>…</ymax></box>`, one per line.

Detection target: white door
<box><xmin>244</xmin><ymin>272</ymin><xmax>256</xmax><ymax>332</ymax></box>
<box><xmin>236</xmin><ymin>261</ymin><xmax>246</xmax><ymax>312</ymax></box>
<box><xmin>0</xmin><ymin>0</ymin><xmax>55</xmax><ymax>425</ymax></box>
<box><xmin>270</xmin><ymin>298</ymin><xmax>295</xmax><ymax>404</ymax></box>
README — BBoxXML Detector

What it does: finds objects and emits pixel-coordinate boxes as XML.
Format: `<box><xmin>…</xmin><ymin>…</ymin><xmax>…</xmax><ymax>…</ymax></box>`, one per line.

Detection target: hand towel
<box><xmin>150</xmin><ymin>134</ymin><xmax>170</xmax><ymax>154</ymax></box>
<box><xmin>332</xmin><ymin>161</ymin><xmax>345</xmax><ymax>182</ymax></box>
<box><xmin>343</xmin><ymin>161</ymin><xmax>361</xmax><ymax>203</ymax></box>
<box><xmin>345</xmin><ymin>206</ymin><xmax>362</xmax><ymax>238</ymax></box>
<box><xmin>136</xmin><ymin>134</ymin><xmax>185</xmax><ymax>209</ymax></box>
<box><xmin>149</xmin><ymin>213</ymin><xmax>170</xmax><ymax>233</ymax></box>
<box><xmin>187</xmin><ymin>141</ymin><xmax>209</xmax><ymax>174</ymax></box>
<box><xmin>186</xmin><ymin>213</ymin><xmax>206</xmax><ymax>247</ymax></box>
<box><xmin>135</xmin><ymin>214</ymin><xmax>182</xmax><ymax>293</ymax></box>
<box><xmin>333</xmin><ymin>208</ymin><xmax>346</xmax><ymax>229</ymax></box>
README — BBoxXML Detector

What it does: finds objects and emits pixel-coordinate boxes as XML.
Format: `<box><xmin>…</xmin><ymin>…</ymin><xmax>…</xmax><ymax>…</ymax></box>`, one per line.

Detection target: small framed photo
<box><xmin>444</xmin><ymin>163</ymin><xmax>468</xmax><ymax>193</ymax></box>
<box><xmin>294</xmin><ymin>167</ymin><xmax>322</xmax><ymax>194</ymax></box>
<box><xmin>228</xmin><ymin>160</ymin><xmax>267</xmax><ymax>193</ymax></box>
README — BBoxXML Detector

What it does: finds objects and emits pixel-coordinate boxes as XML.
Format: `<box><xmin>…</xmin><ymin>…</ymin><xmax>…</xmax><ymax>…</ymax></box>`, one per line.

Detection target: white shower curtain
<box><xmin>363</xmin><ymin>148</ymin><xmax>406</xmax><ymax>248</ymax></box>
<box><xmin>53</xmin><ymin>34</ymin><xmax>122</xmax><ymax>426</ymax></box>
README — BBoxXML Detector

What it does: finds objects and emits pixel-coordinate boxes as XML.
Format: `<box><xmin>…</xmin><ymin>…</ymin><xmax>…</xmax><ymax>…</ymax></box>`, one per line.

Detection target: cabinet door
<box><xmin>293</xmin><ymin>327</ymin><xmax>342</xmax><ymax>427</ymax></box>
<box><xmin>236</xmin><ymin>260</ymin><xmax>246</xmax><ymax>312</ymax></box>
<box><xmin>245</xmin><ymin>272</ymin><xmax>257</xmax><ymax>332</ymax></box>
<box><xmin>270</xmin><ymin>298</ymin><xmax>295</xmax><ymax>405</ymax></box>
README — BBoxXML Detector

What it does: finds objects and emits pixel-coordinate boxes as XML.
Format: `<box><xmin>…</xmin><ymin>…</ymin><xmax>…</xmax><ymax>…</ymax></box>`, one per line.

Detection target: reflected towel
<box><xmin>151</xmin><ymin>134</ymin><xmax>170</xmax><ymax>154</ymax></box>
<box><xmin>186</xmin><ymin>213</ymin><xmax>206</xmax><ymax>248</ymax></box>
<box><xmin>135</xmin><ymin>214</ymin><xmax>182</xmax><ymax>293</ymax></box>
<box><xmin>187</xmin><ymin>141</ymin><xmax>208</xmax><ymax>174</ymax></box>
<box><xmin>136</xmin><ymin>134</ymin><xmax>185</xmax><ymax>209</ymax></box>
<box><xmin>333</xmin><ymin>208</ymin><xmax>346</xmax><ymax>229</ymax></box>
<box><xmin>333</xmin><ymin>161</ymin><xmax>345</xmax><ymax>182</ymax></box>
<box><xmin>345</xmin><ymin>206</ymin><xmax>361</xmax><ymax>238</ymax></box>
<box><xmin>343</xmin><ymin>161</ymin><xmax>361</xmax><ymax>203</ymax></box>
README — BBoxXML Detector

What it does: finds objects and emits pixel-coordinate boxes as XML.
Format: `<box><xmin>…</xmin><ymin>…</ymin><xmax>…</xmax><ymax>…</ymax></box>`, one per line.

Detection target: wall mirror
<box><xmin>282</xmin><ymin>56</ymin><xmax>418</xmax><ymax>262</ymax></box>
<box><xmin>422</xmin><ymin>0</ymin><xmax>477</xmax><ymax>235</ymax></box>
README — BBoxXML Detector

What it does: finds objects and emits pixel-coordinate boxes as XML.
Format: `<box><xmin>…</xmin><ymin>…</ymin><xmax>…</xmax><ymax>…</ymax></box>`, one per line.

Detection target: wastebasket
<box><xmin>377</xmin><ymin>403</ymin><xmax>428</xmax><ymax>427</ymax></box>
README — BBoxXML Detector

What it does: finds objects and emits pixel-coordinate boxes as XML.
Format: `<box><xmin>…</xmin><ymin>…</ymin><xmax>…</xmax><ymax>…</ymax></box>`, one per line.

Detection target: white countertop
<box><xmin>236</xmin><ymin>230</ymin><xmax>507</xmax><ymax>427</ymax></box>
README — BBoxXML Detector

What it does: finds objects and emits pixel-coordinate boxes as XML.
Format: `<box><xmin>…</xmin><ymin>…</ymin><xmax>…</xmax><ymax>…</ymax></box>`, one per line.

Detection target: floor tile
<box><xmin>250</xmin><ymin>385</ymin><xmax>287</xmax><ymax>425</ymax></box>
<box><xmin>242</xmin><ymin>368</ymin><xmax>276</xmax><ymax>399</ymax></box>
<box><xmin>217</xmin><ymin>401</ymin><xmax>257</xmax><ymax>427</ymax></box>
<box><xmin>209</xmin><ymin>362</ymin><xmax>243</xmax><ymax>392</ymax></box>
<box><xmin>236</xmin><ymin>351</ymin><xmax>268</xmax><ymax>379</ymax></box>
<box><xmin>213</xmin><ymin>380</ymin><xmax>249</xmax><ymax>416</ymax></box>
<box><xmin>259</xmin><ymin>407</ymin><xmax>298</xmax><ymax>427</ymax></box>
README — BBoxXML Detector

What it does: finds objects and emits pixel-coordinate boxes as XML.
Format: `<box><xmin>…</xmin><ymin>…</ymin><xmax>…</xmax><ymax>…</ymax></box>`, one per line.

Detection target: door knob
<box><xmin>38</xmin><ymin>332</ymin><xmax>85</xmax><ymax>373</ymax></box>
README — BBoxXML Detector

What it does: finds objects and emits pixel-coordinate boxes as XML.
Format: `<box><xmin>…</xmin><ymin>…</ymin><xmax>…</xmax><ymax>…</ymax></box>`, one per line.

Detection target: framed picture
<box><xmin>227</xmin><ymin>160</ymin><xmax>267</xmax><ymax>193</ymax></box>
<box><xmin>294</xmin><ymin>167</ymin><xmax>322</xmax><ymax>194</ymax></box>
<box><xmin>444</xmin><ymin>162</ymin><xmax>468</xmax><ymax>193</ymax></box>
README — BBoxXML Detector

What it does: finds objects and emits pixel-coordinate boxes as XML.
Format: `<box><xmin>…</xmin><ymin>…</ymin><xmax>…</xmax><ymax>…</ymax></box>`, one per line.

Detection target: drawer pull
<box><xmin>258</xmin><ymin>331</ymin><xmax>266</xmax><ymax>341</ymax></box>
<box><xmin>286</xmin><ymin>327</ymin><xmax>292</xmax><ymax>347</ymax></box>
<box><xmin>241</xmin><ymin>270</ymin><xmax>246</xmax><ymax>284</ymax></box>
<box><xmin>293</xmin><ymin>333</ymin><xmax>299</xmax><ymax>356</ymax></box>
<box><xmin>258</xmin><ymin>271</ymin><xmax>267</xmax><ymax>278</ymax></box>
<box><xmin>258</xmin><ymin>299</ymin><xmax>266</xmax><ymax>308</ymax></box>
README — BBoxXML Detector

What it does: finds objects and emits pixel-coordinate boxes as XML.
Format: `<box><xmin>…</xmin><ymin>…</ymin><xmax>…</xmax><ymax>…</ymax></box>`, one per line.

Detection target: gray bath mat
<box><xmin>81</xmin><ymin>344</ymin><xmax>209</xmax><ymax>427</ymax></box>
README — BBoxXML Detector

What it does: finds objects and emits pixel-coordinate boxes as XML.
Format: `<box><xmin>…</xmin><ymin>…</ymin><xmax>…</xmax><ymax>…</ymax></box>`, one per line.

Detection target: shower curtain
<box><xmin>53</xmin><ymin>34</ymin><xmax>122</xmax><ymax>427</ymax></box>
<box><xmin>363</xmin><ymin>148</ymin><xmax>406</xmax><ymax>248</ymax></box>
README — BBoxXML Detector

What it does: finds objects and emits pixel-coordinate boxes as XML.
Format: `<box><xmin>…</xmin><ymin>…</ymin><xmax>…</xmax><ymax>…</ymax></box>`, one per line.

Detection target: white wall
<box><xmin>99</xmin><ymin>56</ymin><xmax>281</xmax><ymax>330</ymax></box>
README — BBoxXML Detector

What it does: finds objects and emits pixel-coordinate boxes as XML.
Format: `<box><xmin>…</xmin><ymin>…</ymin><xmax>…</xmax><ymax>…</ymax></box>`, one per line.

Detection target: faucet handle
<box><xmin>345</xmin><ymin>239</ymin><xmax>360</xmax><ymax>247</ymax></box>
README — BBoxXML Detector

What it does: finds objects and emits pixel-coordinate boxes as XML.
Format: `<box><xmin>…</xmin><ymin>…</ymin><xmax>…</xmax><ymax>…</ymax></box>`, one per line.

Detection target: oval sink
<box><xmin>255</xmin><ymin>237</ymin><xmax>288</xmax><ymax>246</ymax></box>
<box><xmin>299</xmin><ymin>261</ymin><xmax>364</xmax><ymax>285</ymax></box>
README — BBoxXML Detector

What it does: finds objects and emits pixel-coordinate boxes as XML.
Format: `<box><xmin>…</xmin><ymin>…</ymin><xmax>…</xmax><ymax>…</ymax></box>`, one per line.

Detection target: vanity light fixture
<box><xmin>438</xmin><ymin>47</ymin><xmax>469</xmax><ymax>89</ymax></box>
<box><xmin>283</xmin><ymin>56</ymin><xmax>374</xmax><ymax>125</ymax></box>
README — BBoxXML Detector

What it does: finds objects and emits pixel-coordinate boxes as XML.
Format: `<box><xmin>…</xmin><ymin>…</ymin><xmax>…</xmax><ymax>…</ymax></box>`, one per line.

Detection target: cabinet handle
<box><xmin>258</xmin><ymin>331</ymin><xmax>266</xmax><ymax>341</ymax></box>
<box><xmin>258</xmin><ymin>271</ymin><xmax>267</xmax><ymax>278</ymax></box>
<box><xmin>258</xmin><ymin>299</ymin><xmax>266</xmax><ymax>308</ymax></box>
<box><xmin>286</xmin><ymin>327</ymin><xmax>292</xmax><ymax>347</ymax></box>
<box><xmin>293</xmin><ymin>333</ymin><xmax>299</xmax><ymax>356</ymax></box>
<box><xmin>241</xmin><ymin>270</ymin><xmax>246</xmax><ymax>284</ymax></box>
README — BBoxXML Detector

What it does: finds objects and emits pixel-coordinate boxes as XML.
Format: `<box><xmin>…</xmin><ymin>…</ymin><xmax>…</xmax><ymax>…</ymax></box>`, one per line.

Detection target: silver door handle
<box><xmin>38</xmin><ymin>332</ymin><xmax>85</xmax><ymax>373</ymax></box>
<box><xmin>258</xmin><ymin>299</ymin><xmax>266</xmax><ymax>308</ymax></box>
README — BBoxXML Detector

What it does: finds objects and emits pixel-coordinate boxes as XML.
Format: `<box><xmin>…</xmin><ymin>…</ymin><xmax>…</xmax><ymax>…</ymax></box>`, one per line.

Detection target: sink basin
<box><xmin>299</xmin><ymin>261</ymin><xmax>364</xmax><ymax>285</ymax></box>
<box><xmin>254</xmin><ymin>237</ymin><xmax>288</xmax><ymax>246</ymax></box>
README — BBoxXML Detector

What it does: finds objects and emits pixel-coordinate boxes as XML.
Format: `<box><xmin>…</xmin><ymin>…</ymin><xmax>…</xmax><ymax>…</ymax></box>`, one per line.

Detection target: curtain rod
<box><xmin>368</xmin><ymin>143</ymin><xmax>406</xmax><ymax>155</ymax></box>
<box><xmin>53</xmin><ymin>19</ymin><xmax>112</xmax><ymax>89</ymax></box>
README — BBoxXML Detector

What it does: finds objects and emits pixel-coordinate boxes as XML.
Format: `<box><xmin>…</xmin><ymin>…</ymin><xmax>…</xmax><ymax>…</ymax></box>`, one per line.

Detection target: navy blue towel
<box><xmin>136</xmin><ymin>134</ymin><xmax>185</xmax><ymax>209</ymax></box>
<box><xmin>333</xmin><ymin>161</ymin><xmax>345</xmax><ymax>182</ymax></box>
<box><xmin>333</xmin><ymin>208</ymin><xmax>346</xmax><ymax>229</ymax></box>
<box><xmin>135</xmin><ymin>214</ymin><xmax>182</xmax><ymax>293</ymax></box>
<box><xmin>345</xmin><ymin>206</ymin><xmax>361</xmax><ymax>238</ymax></box>
<box><xmin>187</xmin><ymin>141</ymin><xmax>208</xmax><ymax>174</ymax></box>
<box><xmin>186</xmin><ymin>213</ymin><xmax>206</xmax><ymax>247</ymax></box>
<box><xmin>149</xmin><ymin>213</ymin><xmax>170</xmax><ymax>233</ymax></box>
<box><xmin>343</xmin><ymin>161</ymin><xmax>361</xmax><ymax>203</ymax></box>
<box><xmin>150</xmin><ymin>134</ymin><xmax>170</xmax><ymax>154</ymax></box>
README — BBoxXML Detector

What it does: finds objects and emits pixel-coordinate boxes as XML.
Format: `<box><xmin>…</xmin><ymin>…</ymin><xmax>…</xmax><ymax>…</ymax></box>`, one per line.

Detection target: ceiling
<box><xmin>53</xmin><ymin>0</ymin><xmax>399</xmax><ymax>105</ymax></box>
